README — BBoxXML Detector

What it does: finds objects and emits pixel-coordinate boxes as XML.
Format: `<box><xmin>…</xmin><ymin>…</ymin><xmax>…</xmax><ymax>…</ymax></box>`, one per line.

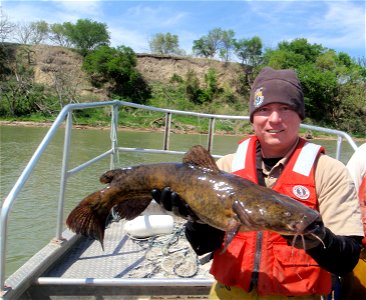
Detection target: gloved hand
<box><xmin>151</xmin><ymin>187</ymin><xmax>200</xmax><ymax>222</ymax></box>
<box><xmin>282</xmin><ymin>219</ymin><xmax>327</xmax><ymax>250</ymax></box>
<box><xmin>185</xmin><ymin>221</ymin><xmax>225</xmax><ymax>255</ymax></box>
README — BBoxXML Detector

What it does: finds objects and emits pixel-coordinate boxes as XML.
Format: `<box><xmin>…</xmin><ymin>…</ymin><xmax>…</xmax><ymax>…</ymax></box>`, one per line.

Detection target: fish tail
<box><xmin>66</xmin><ymin>190</ymin><xmax>110</xmax><ymax>249</ymax></box>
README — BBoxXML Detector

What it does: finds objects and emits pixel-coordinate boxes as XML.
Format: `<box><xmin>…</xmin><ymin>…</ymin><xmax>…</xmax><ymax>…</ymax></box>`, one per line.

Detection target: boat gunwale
<box><xmin>2</xmin><ymin>230</ymin><xmax>79</xmax><ymax>299</ymax></box>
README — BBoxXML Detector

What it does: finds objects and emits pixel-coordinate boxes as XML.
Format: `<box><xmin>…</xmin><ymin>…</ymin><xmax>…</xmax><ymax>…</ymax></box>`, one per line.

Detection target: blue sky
<box><xmin>2</xmin><ymin>0</ymin><xmax>365</xmax><ymax>58</ymax></box>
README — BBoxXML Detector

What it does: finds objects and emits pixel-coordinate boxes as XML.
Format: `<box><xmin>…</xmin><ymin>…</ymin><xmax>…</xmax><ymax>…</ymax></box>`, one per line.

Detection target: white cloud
<box><xmin>3</xmin><ymin>0</ymin><xmax>104</xmax><ymax>24</ymax></box>
<box><xmin>54</xmin><ymin>1</ymin><xmax>103</xmax><ymax>19</ymax></box>
<box><xmin>107</xmin><ymin>2</ymin><xmax>189</xmax><ymax>52</ymax></box>
<box><xmin>109</xmin><ymin>25</ymin><xmax>150</xmax><ymax>52</ymax></box>
<box><xmin>123</xmin><ymin>3</ymin><xmax>187</xmax><ymax>29</ymax></box>
<box><xmin>307</xmin><ymin>1</ymin><xmax>365</xmax><ymax>51</ymax></box>
<box><xmin>2</xmin><ymin>0</ymin><xmax>364</xmax><ymax>57</ymax></box>
<box><xmin>241</xmin><ymin>0</ymin><xmax>365</xmax><ymax>56</ymax></box>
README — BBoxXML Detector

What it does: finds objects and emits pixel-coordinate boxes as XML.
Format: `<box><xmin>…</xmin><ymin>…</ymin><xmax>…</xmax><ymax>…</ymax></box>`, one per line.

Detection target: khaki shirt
<box><xmin>216</xmin><ymin>146</ymin><xmax>364</xmax><ymax>237</ymax></box>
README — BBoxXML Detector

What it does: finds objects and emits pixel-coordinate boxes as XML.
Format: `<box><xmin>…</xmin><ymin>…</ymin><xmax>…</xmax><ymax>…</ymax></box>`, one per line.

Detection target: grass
<box><xmin>0</xmin><ymin>81</ymin><xmax>364</xmax><ymax>140</ymax></box>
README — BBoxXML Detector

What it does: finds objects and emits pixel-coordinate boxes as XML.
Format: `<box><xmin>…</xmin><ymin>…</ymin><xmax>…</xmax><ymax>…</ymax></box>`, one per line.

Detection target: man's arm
<box><xmin>306</xmin><ymin>230</ymin><xmax>362</xmax><ymax>276</ymax></box>
<box><xmin>311</xmin><ymin>155</ymin><xmax>364</xmax><ymax>275</ymax></box>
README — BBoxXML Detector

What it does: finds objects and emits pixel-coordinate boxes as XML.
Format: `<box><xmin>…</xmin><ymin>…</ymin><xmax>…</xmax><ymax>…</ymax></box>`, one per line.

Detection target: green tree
<box><xmin>315</xmin><ymin>50</ymin><xmax>337</xmax><ymax>71</ymax></box>
<box><xmin>192</xmin><ymin>28</ymin><xmax>235</xmax><ymax>61</ymax></box>
<box><xmin>337</xmin><ymin>52</ymin><xmax>352</xmax><ymax>68</ymax></box>
<box><xmin>218</xmin><ymin>29</ymin><xmax>235</xmax><ymax>61</ymax></box>
<box><xmin>262</xmin><ymin>38</ymin><xmax>366</xmax><ymax>132</ymax></box>
<box><xmin>184</xmin><ymin>68</ymin><xmax>222</xmax><ymax>104</ymax></box>
<box><xmin>63</xmin><ymin>19</ymin><xmax>110</xmax><ymax>55</ymax></box>
<box><xmin>263</xmin><ymin>38</ymin><xmax>325</xmax><ymax>69</ymax></box>
<box><xmin>264</xmin><ymin>49</ymin><xmax>307</xmax><ymax>69</ymax></box>
<box><xmin>297</xmin><ymin>64</ymin><xmax>338</xmax><ymax>122</ymax></box>
<box><xmin>192</xmin><ymin>37</ymin><xmax>215</xmax><ymax>58</ymax></box>
<box><xmin>49</xmin><ymin>23</ymin><xmax>71</xmax><ymax>47</ymax></box>
<box><xmin>83</xmin><ymin>45</ymin><xmax>150</xmax><ymax>103</ymax></box>
<box><xmin>185</xmin><ymin>70</ymin><xmax>202</xmax><ymax>104</ymax></box>
<box><xmin>234</xmin><ymin>36</ymin><xmax>263</xmax><ymax>66</ymax></box>
<box><xmin>205</xmin><ymin>68</ymin><xmax>219</xmax><ymax>96</ymax></box>
<box><xmin>277</xmin><ymin>38</ymin><xmax>324</xmax><ymax>63</ymax></box>
<box><xmin>335</xmin><ymin>79</ymin><xmax>366</xmax><ymax>134</ymax></box>
<box><xmin>0</xmin><ymin>46</ymin><xmax>46</xmax><ymax>116</ymax></box>
<box><xmin>324</xmin><ymin>52</ymin><xmax>366</xmax><ymax>134</ymax></box>
<box><xmin>30</xmin><ymin>21</ymin><xmax>49</xmax><ymax>44</ymax></box>
<box><xmin>149</xmin><ymin>32</ymin><xmax>184</xmax><ymax>55</ymax></box>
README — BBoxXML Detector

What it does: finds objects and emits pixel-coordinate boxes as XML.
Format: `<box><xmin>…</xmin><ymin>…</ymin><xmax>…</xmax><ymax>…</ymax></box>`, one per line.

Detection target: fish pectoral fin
<box><xmin>222</xmin><ymin>219</ymin><xmax>241</xmax><ymax>253</ymax></box>
<box><xmin>113</xmin><ymin>196</ymin><xmax>152</xmax><ymax>220</ymax></box>
<box><xmin>182</xmin><ymin>145</ymin><xmax>220</xmax><ymax>174</ymax></box>
<box><xmin>232</xmin><ymin>200</ymin><xmax>262</xmax><ymax>231</ymax></box>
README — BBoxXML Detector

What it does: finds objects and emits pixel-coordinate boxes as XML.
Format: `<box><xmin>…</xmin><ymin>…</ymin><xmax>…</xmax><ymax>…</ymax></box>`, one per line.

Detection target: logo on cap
<box><xmin>254</xmin><ymin>87</ymin><xmax>264</xmax><ymax>107</ymax></box>
<box><xmin>292</xmin><ymin>185</ymin><xmax>310</xmax><ymax>200</ymax></box>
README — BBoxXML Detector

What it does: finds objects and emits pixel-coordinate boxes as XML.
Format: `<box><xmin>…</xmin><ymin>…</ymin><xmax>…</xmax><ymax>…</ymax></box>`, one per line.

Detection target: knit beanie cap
<box><xmin>249</xmin><ymin>67</ymin><xmax>305</xmax><ymax>122</ymax></box>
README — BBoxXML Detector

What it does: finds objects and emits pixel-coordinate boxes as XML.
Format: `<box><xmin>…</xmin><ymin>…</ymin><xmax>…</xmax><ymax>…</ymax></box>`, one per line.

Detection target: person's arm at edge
<box><xmin>309</xmin><ymin>154</ymin><xmax>364</xmax><ymax>276</ymax></box>
<box><xmin>306</xmin><ymin>230</ymin><xmax>362</xmax><ymax>276</ymax></box>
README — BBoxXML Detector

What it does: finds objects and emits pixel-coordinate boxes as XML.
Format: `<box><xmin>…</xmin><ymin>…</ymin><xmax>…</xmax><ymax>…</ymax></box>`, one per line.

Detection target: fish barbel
<box><xmin>66</xmin><ymin>145</ymin><xmax>321</xmax><ymax>249</ymax></box>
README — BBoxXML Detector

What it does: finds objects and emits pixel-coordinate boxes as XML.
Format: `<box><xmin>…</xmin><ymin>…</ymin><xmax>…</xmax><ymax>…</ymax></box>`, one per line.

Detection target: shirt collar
<box><xmin>259</xmin><ymin>137</ymin><xmax>300</xmax><ymax>173</ymax></box>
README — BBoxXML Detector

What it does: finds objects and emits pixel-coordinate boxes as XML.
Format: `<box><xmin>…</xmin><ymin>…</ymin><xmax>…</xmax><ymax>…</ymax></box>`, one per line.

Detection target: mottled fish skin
<box><xmin>66</xmin><ymin>145</ymin><xmax>320</xmax><ymax>249</ymax></box>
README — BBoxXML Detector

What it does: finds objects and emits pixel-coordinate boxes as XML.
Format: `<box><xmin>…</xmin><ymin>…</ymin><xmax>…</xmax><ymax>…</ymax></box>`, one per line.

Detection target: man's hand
<box><xmin>151</xmin><ymin>187</ymin><xmax>200</xmax><ymax>222</ymax></box>
<box><xmin>282</xmin><ymin>219</ymin><xmax>327</xmax><ymax>250</ymax></box>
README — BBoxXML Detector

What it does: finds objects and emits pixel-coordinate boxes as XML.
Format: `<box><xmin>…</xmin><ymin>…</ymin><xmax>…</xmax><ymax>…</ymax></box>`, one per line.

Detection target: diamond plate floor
<box><xmin>46</xmin><ymin>218</ymin><xmax>213</xmax><ymax>280</ymax></box>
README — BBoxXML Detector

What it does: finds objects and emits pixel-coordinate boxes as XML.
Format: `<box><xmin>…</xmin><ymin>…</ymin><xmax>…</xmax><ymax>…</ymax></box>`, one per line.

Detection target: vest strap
<box><xmin>232</xmin><ymin>138</ymin><xmax>251</xmax><ymax>173</ymax></box>
<box><xmin>293</xmin><ymin>142</ymin><xmax>322</xmax><ymax>176</ymax></box>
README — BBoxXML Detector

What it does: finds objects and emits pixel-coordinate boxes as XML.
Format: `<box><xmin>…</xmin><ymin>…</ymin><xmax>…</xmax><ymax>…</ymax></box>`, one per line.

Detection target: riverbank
<box><xmin>1</xmin><ymin>120</ymin><xmax>365</xmax><ymax>142</ymax></box>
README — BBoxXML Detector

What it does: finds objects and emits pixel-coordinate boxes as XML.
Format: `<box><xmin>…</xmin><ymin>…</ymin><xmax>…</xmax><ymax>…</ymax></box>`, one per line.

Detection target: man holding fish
<box><xmin>154</xmin><ymin>67</ymin><xmax>364</xmax><ymax>299</ymax></box>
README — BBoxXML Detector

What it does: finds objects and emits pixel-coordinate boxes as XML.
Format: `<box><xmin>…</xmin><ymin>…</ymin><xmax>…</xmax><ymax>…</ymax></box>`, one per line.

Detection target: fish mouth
<box><xmin>302</xmin><ymin>218</ymin><xmax>323</xmax><ymax>234</ymax></box>
<box><xmin>288</xmin><ymin>214</ymin><xmax>322</xmax><ymax>235</ymax></box>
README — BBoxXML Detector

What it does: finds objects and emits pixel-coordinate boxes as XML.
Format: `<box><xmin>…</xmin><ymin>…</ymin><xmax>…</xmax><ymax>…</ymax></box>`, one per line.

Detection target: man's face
<box><xmin>252</xmin><ymin>103</ymin><xmax>301</xmax><ymax>157</ymax></box>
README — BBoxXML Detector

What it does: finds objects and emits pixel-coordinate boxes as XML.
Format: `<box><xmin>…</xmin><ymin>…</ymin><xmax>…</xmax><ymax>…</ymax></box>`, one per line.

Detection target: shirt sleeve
<box><xmin>315</xmin><ymin>154</ymin><xmax>364</xmax><ymax>236</ymax></box>
<box><xmin>346</xmin><ymin>143</ymin><xmax>366</xmax><ymax>193</ymax></box>
<box><xmin>216</xmin><ymin>153</ymin><xmax>235</xmax><ymax>172</ymax></box>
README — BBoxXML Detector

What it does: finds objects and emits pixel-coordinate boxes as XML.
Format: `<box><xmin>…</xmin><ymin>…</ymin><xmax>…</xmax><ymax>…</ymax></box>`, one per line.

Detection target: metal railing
<box><xmin>0</xmin><ymin>100</ymin><xmax>359</xmax><ymax>292</ymax></box>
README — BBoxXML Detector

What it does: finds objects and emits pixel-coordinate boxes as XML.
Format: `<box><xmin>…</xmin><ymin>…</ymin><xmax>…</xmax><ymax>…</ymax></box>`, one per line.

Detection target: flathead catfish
<box><xmin>66</xmin><ymin>145</ymin><xmax>321</xmax><ymax>249</ymax></box>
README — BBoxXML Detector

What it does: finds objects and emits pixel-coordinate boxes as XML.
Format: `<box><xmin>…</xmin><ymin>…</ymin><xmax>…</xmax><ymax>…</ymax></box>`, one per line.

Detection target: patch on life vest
<box><xmin>254</xmin><ymin>87</ymin><xmax>264</xmax><ymax>107</ymax></box>
<box><xmin>292</xmin><ymin>185</ymin><xmax>310</xmax><ymax>200</ymax></box>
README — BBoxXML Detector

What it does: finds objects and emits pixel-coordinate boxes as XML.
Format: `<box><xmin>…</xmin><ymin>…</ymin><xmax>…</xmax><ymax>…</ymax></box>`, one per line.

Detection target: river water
<box><xmin>0</xmin><ymin>125</ymin><xmax>362</xmax><ymax>278</ymax></box>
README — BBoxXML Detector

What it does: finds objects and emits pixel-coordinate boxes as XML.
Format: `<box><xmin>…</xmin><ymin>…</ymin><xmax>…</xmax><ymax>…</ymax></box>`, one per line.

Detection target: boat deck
<box><xmin>48</xmin><ymin>218</ymin><xmax>213</xmax><ymax>280</ymax></box>
<box><xmin>15</xmin><ymin>205</ymin><xmax>214</xmax><ymax>299</ymax></box>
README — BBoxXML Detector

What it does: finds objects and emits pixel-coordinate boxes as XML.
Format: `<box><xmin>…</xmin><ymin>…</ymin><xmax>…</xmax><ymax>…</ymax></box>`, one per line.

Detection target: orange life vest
<box><xmin>210</xmin><ymin>136</ymin><xmax>332</xmax><ymax>296</ymax></box>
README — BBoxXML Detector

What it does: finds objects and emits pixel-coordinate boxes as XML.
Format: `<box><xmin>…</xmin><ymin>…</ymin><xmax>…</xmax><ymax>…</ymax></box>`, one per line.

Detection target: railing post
<box><xmin>110</xmin><ymin>105</ymin><xmax>119</xmax><ymax>169</ymax></box>
<box><xmin>336</xmin><ymin>136</ymin><xmax>343</xmax><ymax>161</ymax></box>
<box><xmin>56</xmin><ymin>111</ymin><xmax>73</xmax><ymax>240</ymax></box>
<box><xmin>207</xmin><ymin>118</ymin><xmax>215</xmax><ymax>152</ymax></box>
<box><xmin>163</xmin><ymin>112</ymin><xmax>172</xmax><ymax>150</ymax></box>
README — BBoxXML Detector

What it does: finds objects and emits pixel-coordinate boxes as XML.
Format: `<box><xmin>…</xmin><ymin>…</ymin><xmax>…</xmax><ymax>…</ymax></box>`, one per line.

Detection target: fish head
<box><xmin>233</xmin><ymin>187</ymin><xmax>321</xmax><ymax>235</ymax></box>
